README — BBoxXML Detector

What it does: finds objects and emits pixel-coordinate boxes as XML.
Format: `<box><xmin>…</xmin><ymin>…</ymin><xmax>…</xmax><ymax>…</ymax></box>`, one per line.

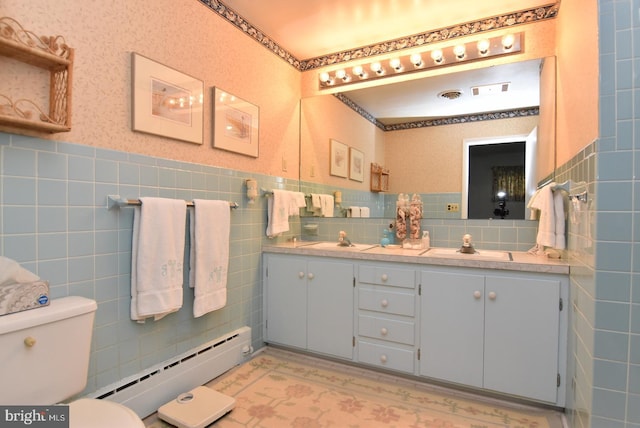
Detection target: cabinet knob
<box><xmin>380</xmin><ymin>354</ymin><xmax>388</xmax><ymax>363</ymax></box>
<box><xmin>24</xmin><ymin>336</ymin><xmax>36</xmax><ymax>347</ymax></box>
<box><xmin>380</xmin><ymin>299</ymin><xmax>389</xmax><ymax>308</ymax></box>
<box><xmin>298</xmin><ymin>271</ymin><xmax>305</xmax><ymax>279</ymax></box>
<box><xmin>488</xmin><ymin>291</ymin><xmax>497</xmax><ymax>300</ymax></box>
<box><xmin>473</xmin><ymin>290</ymin><xmax>482</xmax><ymax>299</ymax></box>
<box><xmin>381</xmin><ymin>274</ymin><xmax>388</xmax><ymax>282</ymax></box>
<box><xmin>380</xmin><ymin>327</ymin><xmax>388</xmax><ymax>336</ymax></box>
<box><xmin>307</xmin><ymin>273</ymin><xmax>314</xmax><ymax>280</ymax></box>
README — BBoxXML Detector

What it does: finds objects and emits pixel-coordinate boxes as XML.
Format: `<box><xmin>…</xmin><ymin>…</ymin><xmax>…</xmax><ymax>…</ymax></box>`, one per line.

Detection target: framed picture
<box><xmin>349</xmin><ymin>147</ymin><xmax>364</xmax><ymax>182</ymax></box>
<box><xmin>131</xmin><ymin>52</ymin><xmax>203</xmax><ymax>144</ymax></box>
<box><xmin>330</xmin><ymin>139</ymin><xmax>348</xmax><ymax>178</ymax></box>
<box><xmin>212</xmin><ymin>87</ymin><xmax>259</xmax><ymax>157</ymax></box>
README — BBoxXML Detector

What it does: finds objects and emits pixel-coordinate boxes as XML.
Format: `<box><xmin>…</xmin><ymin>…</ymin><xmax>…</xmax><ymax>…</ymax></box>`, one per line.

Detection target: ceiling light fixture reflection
<box><xmin>317</xmin><ymin>32</ymin><xmax>522</xmax><ymax>89</ymax></box>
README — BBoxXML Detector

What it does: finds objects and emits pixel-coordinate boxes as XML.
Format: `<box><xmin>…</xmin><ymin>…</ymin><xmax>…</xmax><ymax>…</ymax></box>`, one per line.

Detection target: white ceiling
<box><xmin>221</xmin><ymin>0</ymin><xmax>552</xmax><ymax>123</ymax></box>
<box><xmin>223</xmin><ymin>0</ymin><xmax>553</xmax><ymax>60</ymax></box>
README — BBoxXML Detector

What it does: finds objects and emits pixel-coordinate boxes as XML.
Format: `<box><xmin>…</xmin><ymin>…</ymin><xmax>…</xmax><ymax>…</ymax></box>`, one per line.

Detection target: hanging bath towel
<box><xmin>131</xmin><ymin>197</ymin><xmax>187</xmax><ymax>322</ymax></box>
<box><xmin>189</xmin><ymin>199</ymin><xmax>230</xmax><ymax>318</ymax></box>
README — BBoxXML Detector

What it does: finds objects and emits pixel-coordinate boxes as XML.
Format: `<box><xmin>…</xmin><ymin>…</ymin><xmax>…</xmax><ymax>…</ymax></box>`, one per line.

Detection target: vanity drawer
<box><xmin>358</xmin><ymin>287</ymin><xmax>415</xmax><ymax>317</ymax></box>
<box><xmin>357</xmin><ymin>340</ymin><xmax>414</xmax><ymax>373</ymax></box>
<box><xmin>358</xmin><ymin>314</ymin><xmax>415</xmax><ymax>345</ymax></box>
<box><xmin>358</xmin><ymin>265</ymin><xmax>415</xmax><ymax>289</ymax></box>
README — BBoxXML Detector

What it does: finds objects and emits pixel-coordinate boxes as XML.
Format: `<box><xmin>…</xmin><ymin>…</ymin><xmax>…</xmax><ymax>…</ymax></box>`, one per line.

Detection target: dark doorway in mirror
<box><xmin>468</xmin><ymin>142</ymin><xmax>525</xmax><ymax>219</ymax></box>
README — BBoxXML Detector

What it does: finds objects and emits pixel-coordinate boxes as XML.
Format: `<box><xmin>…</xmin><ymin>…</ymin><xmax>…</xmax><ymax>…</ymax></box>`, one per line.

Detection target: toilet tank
<box><xmin>0</xmin><ymin>296</ymin><xmax>98</xmax><ymax>404</ymax></box>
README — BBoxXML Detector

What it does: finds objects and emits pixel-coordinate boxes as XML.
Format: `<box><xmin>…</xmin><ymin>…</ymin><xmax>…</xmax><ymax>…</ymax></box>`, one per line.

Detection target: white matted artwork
<box><xmin>131</xmin><ymin>52</ymin><xmax>203</xmax><ymax>144</ymax></box>
<box><xmin>212</xmin><ymin>87</ymin><xmax>259</xmax><ymax>157</ymax></box>
<box><xmin>349</xmin><ymin>147</ymin><xmax>364</xmax><ymax>182</ymax></box>
<box><xmin>330</xmin><ymin>139</ymin><xmax>348</xmax><ymax>178</ymax></box>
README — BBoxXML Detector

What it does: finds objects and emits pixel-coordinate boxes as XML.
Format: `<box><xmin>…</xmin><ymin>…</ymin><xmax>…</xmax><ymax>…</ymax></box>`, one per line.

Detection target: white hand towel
<box><xmin>189</xmin><ymin>199</ymin><xmax>230</xmax><ymax>318</ymax></box>
<box><xmin>131</xmin><ymin>197</ymin><xmax>187</xmax><ymax>322</ymax></box>
<box><xmin>289</xmin><ymin>191</ymin><xmax>307</xmax><ymax>215</ymax></box>
<box><xmin>349</xmin><ymin>206</ymin><xmax>361</xmax><ymax>218</ymax></box>
<box><xmin>266</xmin><ymin>189</ymin><xmax>290</xmax><ymax>237</ymax></box>
<box><xmin>266</xmin><ymin>190</ymin><xmax>306</xmax><ymax>237</ymax></box>
<box><xmin>308</xmin><ymin>193</ymin><xmax>321</xmax><ymax>215</ymax></box>
<box><xmin>528</xmin><ymin>183</ymin><xmax>555</xmax><ymax>248</ymax></box>
<box><xmin>554</xmin><ymin>190</ymin><xmax>566</xmax><ymax>249</ymax></box>
<box><xmin>319</xmin><ymin>194</ymin><xmax>334</xmax><ymax>217</ymax></box>
<box><xmin>310</xmin><ymin>193</ymin><xmax>322</xmax><ymax>214</ymax></box>
<box><xmin>360</xmin><ymin>206</ymin><xmax>370</xmax><ymax>218</ymax></box>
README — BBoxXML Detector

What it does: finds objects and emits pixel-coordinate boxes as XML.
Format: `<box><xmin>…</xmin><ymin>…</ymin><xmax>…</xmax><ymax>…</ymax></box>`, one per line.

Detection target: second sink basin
<box><xmin>423</xmin><ymin>247</ymin><xmax>512</xmax><ymax>261</ymax></box>
<box><xmin>306</xmin><ymin>241</ymin><xmax>377</xmax><ymax>251</ymax></box>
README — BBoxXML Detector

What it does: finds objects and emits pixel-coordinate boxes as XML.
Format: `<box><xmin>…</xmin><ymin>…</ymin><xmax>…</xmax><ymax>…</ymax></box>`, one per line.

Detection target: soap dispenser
<box><xmin>381</xmin><ymin>229</ymin><xmax>391</xmax><ymax>247</ymax></box>
<box><xmin>421</xmin><ymin>230</ymin><xmax>430</xmax><ymax>250</ymax></box>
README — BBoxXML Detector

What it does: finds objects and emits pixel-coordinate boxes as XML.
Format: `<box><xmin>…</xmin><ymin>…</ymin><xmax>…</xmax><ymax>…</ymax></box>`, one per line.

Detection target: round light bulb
<box><xmin>453</xmin><ymin>45</ymin><xmax>466</xmax><ymax>59</ymax></box>
<box><xmin>370</xmin><ymin>62</ymin><xmax>383</xmax><ymax>74</ymax></box>
<box><xmin>410</xmin><ymin>53</ymin><xmax>423</xmax><ymax>67</ymax></box>
<box><xmin>335</xmin><ymin>69</ymin><xmax>347</xmax><ymax>80</ymax></box>
<box><xmin>431</xmin><ymin>49</ymin><xmax>443</xmax><ymax>64</ymax></box>
<box><xmin>477</xmin><ymin>39</ymin><xmax>490</xmax><ymax>55</ymax></box>
<box><xmin>502</xmin><ymin>34</ymin><xmax>515</xmax><ymax>50</ymax></box>
<box><xmin>352</xmin><ymin>65</ymin><xmax>366</xmax><ymax>78</ymax></box>
<box><xmin>389</xmin><ymin>58</ymin><xmax>402</xmax><ymax>71</ymax></box>
<box><xmin>319</xmin><ymin>72</ymin><xmax>330</xmax><ymax>83</ymax></box>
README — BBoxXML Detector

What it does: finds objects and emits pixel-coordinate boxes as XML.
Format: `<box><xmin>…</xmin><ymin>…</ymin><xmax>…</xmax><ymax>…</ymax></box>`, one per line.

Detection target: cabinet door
<box><xmin>420</xmin><ymin>270</ymin><xmax>485</xmax><ymax>388</ymax></box>
<box><xmin>265</xmin><ymin>255</ymin><xmax>308</xmax><ymax>348</ymax></box>
<box><xmin>483</xmin><ymin>275</ymin><xmax>560</xmax><ymax>403</ymax></box>
<box><xmin>307</xmin><ymin>260</ymin><xmax>354</xmax><ymax>359</ymax></box>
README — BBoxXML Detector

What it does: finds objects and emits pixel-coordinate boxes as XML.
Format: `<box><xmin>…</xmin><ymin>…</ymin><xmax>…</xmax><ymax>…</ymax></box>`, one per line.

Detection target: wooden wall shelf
<box><xmin>0</xmin><ymin>17</ymin><xmax>73</xmax><ymax>133</ymax></box>
<box><xmin>370</xmin><ymin>163</ymin><xmax>390</xmax><ymax>192</ymax></box>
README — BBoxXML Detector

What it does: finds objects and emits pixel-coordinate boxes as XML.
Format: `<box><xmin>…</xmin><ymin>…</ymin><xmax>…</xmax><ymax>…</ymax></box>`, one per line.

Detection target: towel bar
<box><xmin>107</xmin><ymin>195</ymin><xmax>239</xmax><ymax>210</ymax></box>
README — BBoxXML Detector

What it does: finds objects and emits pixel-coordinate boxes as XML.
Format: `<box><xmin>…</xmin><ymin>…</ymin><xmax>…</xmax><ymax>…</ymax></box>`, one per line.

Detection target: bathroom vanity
<box><xmin>262</xmin><ymin>243</ymin><xmax>569</xmax><ymax>407</ymax></box>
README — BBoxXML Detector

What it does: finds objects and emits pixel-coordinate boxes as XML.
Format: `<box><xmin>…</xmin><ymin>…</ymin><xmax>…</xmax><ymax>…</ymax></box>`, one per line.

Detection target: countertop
<box><xmin>262</xmin><ymin>242</ymin><xmax>570</xmax><ymax>275</ymax></box>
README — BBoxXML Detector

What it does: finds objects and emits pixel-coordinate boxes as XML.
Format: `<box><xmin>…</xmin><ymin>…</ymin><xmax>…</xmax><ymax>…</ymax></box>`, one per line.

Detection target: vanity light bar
<box><xmin>318</xmin><ymin>32</ymin><xmax>522</xmax><ymax>89</ymax></box>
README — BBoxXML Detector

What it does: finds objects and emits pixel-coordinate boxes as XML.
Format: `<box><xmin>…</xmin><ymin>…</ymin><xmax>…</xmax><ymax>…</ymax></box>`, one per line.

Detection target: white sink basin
<box><xmin>306</xmin><ymin>241</ymin><xmax>377</xmax><ymax>251</ymax></box>
<box><xmin>423</xmin><ymin>247</ymin><xmax>512</xmax><ymax>261</ymax></box>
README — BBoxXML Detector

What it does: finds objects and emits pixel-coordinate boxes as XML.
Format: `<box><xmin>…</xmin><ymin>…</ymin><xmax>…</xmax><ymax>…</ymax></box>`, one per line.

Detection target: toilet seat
<box><xmin>69</xmin><ymin>398</ymin><xmax>145</xmax><ymax>428</ymax></box>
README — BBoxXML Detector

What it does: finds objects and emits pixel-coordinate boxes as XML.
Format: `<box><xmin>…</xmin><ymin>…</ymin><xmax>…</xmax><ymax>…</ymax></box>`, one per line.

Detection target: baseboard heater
<box><xmin>90</xmin><ymin>326</ymin><xmax>251</xmax><ymax>418</ymax></box>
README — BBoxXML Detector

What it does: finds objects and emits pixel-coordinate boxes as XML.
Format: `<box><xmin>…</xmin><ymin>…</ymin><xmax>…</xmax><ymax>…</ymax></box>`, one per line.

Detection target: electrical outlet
<box><xmin>447</xmin><ymin>203</ymin><xmax>460</xmax><ymax>212</ymax></box>
<box><xmin>310</xmin><ymin>165</ymin><xmax>315</xmax><ymax>177</ymax></box>
<box><xmin>282</xmin><ymin>158</ymin><xmax>288</xmax><ymax>172</ymax></box>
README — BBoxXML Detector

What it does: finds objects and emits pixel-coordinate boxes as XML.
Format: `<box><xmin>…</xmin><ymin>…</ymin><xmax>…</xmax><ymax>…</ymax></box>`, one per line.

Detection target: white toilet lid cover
<box><xmin>69</xmin><ymin>398</ymin><xmax>144</xmax><ymax>428</ymax></box>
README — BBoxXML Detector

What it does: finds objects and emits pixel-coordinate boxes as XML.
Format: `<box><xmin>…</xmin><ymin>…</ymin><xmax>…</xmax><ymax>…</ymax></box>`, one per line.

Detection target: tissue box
<box><xmin>0</xmin><ymin>280</ymin><xmax>50</xmax><ymax>316</ymax></box>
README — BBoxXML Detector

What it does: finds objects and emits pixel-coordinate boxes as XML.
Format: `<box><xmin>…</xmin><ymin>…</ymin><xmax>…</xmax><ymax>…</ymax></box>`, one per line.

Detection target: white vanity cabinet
<box><xmin>419</xmin><ymin>268</ymin><xmax>567</xmax><ymax>405</ymax></box>
<box><xmin>263</xmin><ymin>253</ymin><xmax>355</xmax><ymax>360</ymax></box>
<box><xmin>356</xmin><ymin>263</ymin><xmax>418</xmax><ymax>374</ymax></box>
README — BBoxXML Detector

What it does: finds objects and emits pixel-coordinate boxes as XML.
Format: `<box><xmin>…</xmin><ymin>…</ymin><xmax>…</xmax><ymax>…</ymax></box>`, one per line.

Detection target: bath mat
<box><xmin>145</xmin><ymin>347</ymin><xmax>565</xmax><ymax>428</ymax></box>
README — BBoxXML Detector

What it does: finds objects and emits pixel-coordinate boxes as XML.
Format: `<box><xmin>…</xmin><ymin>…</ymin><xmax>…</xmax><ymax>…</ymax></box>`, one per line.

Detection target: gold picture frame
<box><xmin>131</xmin><ymin>53</ymin><xmax>203</xmax><ymax>144</ymax></box>
<box><xmin>330</xmin><ymin>139</ymin><xmax>348</xmax><ymax>178</ymax></box>
<box><xmin>349</xmin><ymin>147</ymin><xmax>364</xmax><ymax>182</ymax></box>
<box><xmin>212</xmin><ymin>87</ymin><xmax>259</xmax><ymax>157</ymax></box>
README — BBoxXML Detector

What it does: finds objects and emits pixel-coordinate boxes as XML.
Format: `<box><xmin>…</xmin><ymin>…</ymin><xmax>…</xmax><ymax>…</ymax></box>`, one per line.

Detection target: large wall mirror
<box><xmin>299</xmin><ymin>56</ymin><xmax>556</xmax><ymax>220</ymax></box>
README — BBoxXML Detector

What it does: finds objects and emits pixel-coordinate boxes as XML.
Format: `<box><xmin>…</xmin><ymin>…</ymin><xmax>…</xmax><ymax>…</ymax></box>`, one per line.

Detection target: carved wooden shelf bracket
<box><xmin>0</xmin><ymin>16</ymin><xmax>74</xmax><ymax>133</ymax></box>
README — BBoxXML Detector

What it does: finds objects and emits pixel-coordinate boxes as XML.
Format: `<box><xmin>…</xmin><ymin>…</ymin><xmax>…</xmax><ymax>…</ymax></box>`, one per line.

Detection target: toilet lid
<box><xmin>69</xmin><ymin>398</ymin><xmax>145</xmax><ymax>428</ymax></box>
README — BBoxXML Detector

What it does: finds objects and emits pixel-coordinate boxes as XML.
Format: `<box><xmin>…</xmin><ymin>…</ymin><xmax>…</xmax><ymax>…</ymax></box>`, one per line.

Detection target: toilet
<box><xmin>0</xmin><ymin>296</ymin><xmax>144</xmax><ymax>428</ymax></box>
